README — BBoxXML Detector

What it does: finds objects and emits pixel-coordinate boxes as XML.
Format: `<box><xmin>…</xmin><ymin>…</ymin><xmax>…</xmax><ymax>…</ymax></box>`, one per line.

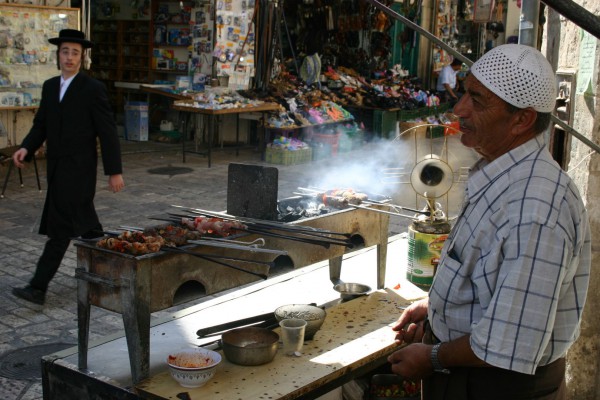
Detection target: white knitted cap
<box><xmin>470</xmin><ymin>44</ymin><xmax>557</xmax><ymax>112</ymax></box>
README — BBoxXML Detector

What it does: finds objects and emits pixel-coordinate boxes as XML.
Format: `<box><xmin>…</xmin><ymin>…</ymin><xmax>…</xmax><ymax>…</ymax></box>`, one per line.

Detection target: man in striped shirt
<box><xmin>388</xmin><ymin>44</ymin><xmax>591</xmax><ymax>400</ymax></box>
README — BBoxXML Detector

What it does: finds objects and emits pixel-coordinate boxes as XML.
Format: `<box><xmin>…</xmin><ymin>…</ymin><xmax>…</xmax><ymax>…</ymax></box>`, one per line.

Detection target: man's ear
<box><xmin>510</xmin><ymin>107</ymin><xmax>537</xmax><ymax>137</ymax></box>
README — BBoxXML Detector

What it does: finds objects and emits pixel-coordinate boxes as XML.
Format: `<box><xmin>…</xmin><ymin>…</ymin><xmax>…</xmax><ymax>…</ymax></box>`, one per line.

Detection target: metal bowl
<box><xmin>333</xmin><ymin>282</ymin><xmax>372</xmax><ymax>301</ymax></box>
<box><xmin>221</xmin><ymin>327</ymin><xmax>279</xmax><ymax>366</ymax></box>
<box><xmin>274</xmin><ymin>304</ymin><xmax>326</xmax><ymax>340</ymax></box>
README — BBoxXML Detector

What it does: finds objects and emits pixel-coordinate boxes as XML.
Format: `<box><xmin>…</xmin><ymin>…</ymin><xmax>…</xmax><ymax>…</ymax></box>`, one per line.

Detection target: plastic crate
<box><xmin>397</xmin><ymin>108</ymin><xmax>426</xmax><ymax>122</ymax></box>
<box><xmin>426</xmin><ymin>125</ymin><xmax>445</xmax><ymax>139</ymax></box>
<box><xmin>311</xmin><ymin>132</ymin><xmax>341</xmax><ymax>155</ymax></box>
<box><xmin>265</xmin><ymin>147</ymin><xmax>312</xmax><ymax>165</ymax></box>
<box><xmin>399</xmin><ymin>121</ymin><xmax>427</xmax><ymax>139</ymax></box>
<box><xmin>435</xmin><ymin>102</ymin><xmax>452</xmax><ymax>114</ymax></box>
<box><xmin>373</xmin><ymin>109</ymin><xmax>398</xmax><ymax>139</ymax></box>
<box><xmin>312</xmin><ymin>143</ymin><xmax>334</xmax><ymax>160</ymax></box>
<box><xmin>338</xmin><ymin>133</ymin><xmax>353</xmax><ymax>153</ymax></box>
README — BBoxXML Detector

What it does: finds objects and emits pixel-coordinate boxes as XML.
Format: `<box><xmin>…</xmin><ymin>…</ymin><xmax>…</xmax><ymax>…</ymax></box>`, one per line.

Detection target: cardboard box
<box><xmin>124</xmin><ymin>102</ymin><xmax>149</xmax><ymax>141</ymax></box>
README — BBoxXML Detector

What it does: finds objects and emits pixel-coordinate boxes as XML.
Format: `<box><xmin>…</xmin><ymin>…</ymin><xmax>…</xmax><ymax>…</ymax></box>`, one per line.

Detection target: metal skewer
<box><xmin>347</xmin><ymin>204</ymin><xmax>420</xmax><ymax>220</ymax></box>
<box><xmin>162</xmin><ymin>247</ymin><xmax>269</xmax><ymax>280</ymax></box>
<box><xmin>188</xmin><ymin>239</ymin><xmax>289</xmax><ymax>255</ymax></box>
<box><xmin>151</xmin><ymin>216</ymin><xmax>351</xmax><ymax>249</ymax></box>
<box><xmin>172</xmin><ymin>205</ymin><xmax>352</xmax><ymax>237</ymax></box>
<box><xmin>169</xmin><ymin>212</ymin><xmax>353</xmax><ymax>247</ymax></box>
<box><xmin>362</xmin><ymin>201</ymin><xmax>430</xmax><ymax>216</ymax></box>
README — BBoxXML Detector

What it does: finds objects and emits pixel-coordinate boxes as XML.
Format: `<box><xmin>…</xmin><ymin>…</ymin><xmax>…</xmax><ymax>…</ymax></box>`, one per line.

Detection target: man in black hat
<box><xmin>11</xmin><ymin>29</ymin><xmax>125</xmax><ymax>305</ymax></box>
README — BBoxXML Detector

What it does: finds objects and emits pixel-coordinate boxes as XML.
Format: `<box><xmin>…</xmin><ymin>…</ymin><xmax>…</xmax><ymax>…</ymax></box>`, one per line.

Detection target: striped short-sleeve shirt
<box><xmin>428</xmin><ymin>136</ymin><xmax>591</xmax><ymax>375</ymax></box>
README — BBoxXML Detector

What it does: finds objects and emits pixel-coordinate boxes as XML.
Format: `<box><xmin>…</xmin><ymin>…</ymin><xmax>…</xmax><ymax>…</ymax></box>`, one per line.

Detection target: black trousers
<box><xmin>30</xmin><ymin>225</ymin><xmax>102</xmax><ymax>292</ymax></box>
<box><xmin>421</xmin><ymin>320</ymin><xmax>565</xmax><ymax>400</ymax></box>
<box><xmin>30</xmin><ymin>237</ymin><xmax>71</xmax><ymax>292</ymax></box>
<box><xmin>422</xmin><ymin>358</ymin><xmax>566</xmax><ymax>400</ymax></box>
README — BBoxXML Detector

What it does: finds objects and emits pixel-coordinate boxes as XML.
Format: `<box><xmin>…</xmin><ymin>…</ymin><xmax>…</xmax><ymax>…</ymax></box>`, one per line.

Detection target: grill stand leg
<box><xmin>76</xmin><ymin>254</ymin><xmax>151</xmax><ymax>384</ymax></box>
<box><xmin>376</xmin><ymin>242</ymin><xmax>388</xmax><ymax>290</ymax></box>
<box><xmin>377</xmin><ymin>213</ymin><xmax>390</xmax><ymax>289</ymax></box>
<box><xmin>120</xmin><ymin>278</ymin><xmax>151</xmax><ymax>384</ymax></box>
<box><xmin>77</xmin><ymin>268</ymin><xmax>91</xmax><ymax>371</ymax></box>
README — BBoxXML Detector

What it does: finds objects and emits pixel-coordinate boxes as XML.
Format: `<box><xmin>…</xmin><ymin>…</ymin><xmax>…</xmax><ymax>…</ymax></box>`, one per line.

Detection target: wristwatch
<box><xmin>430</xmin><ymin>343</ymin><xmax>451</xmax><ymax>374</ymax></box>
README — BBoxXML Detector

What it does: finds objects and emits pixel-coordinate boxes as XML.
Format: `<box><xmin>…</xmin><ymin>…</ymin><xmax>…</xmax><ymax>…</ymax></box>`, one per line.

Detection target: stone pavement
<box><xmin>0</xmin><ymin>139</ymin><xmax>419</xmax><ymax>400</ymax></box>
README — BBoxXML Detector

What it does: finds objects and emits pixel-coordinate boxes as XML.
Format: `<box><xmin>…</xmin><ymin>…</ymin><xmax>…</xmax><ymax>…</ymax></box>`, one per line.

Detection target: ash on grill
<box><xmin>279</xmin><ymin>188</ymin><xmax>385</xmax><ymax>222</ymax></box>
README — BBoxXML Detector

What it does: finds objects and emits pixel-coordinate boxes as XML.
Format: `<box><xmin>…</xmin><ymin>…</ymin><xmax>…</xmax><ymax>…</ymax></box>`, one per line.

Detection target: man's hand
<box><xmin>391</xmin><ymin>297</ymin><xmax>428</xmax><ymax>344</ymax></box>
<box><xmin>388</xmin><ymin>343</ymin><xmax>433</xmax><ymax>379</ymax></box>
<box><xmin>108</xmin><ymin>174</ymin><xmax>125</xmax><ymax>193</ymax></box>
<box><xmin>12</xmin><ymin>148</ymin><xmax>28</xmax><ymax>169</ymax></box>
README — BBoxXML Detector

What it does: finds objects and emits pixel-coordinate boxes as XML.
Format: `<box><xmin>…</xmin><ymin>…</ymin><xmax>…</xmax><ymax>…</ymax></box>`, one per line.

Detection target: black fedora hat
<box><xmin>48</xmin><ymin>29</ymin><xmax>93</xmax><ymax>49</ymax></box>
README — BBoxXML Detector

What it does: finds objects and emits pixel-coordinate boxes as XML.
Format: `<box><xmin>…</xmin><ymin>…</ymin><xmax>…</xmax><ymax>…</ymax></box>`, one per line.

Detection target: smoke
<box><xmin>301</xmin><ymin>136</ymin><xmax>416</xmax><ymax>199</ymax></box>
<box><xmin>297</xmin><ymin>132</ymin><xmax>478</xmax><ymax>216</ymax></box>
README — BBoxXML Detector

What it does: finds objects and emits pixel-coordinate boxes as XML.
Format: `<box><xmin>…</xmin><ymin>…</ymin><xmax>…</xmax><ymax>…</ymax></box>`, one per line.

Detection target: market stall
<box><xmin>43</xmin><ymin>235</ymin><xmax>425</xmax><ymax>400</ymax></box>
<box><xmin>74</xmin><ymin>175</ymin><xmax>391</xmax><ymax>384</ymax></box>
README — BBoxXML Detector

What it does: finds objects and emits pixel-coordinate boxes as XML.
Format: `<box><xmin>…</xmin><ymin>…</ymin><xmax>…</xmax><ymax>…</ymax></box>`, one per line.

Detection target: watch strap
<box><xmin>430</xmin><ymin>343</ymin><xmax>451</xmax><ymax>374</ymax></box>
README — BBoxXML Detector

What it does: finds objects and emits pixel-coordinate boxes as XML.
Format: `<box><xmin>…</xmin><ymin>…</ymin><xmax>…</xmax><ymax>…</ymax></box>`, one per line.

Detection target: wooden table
<box><xmin>136</xmin><ymin>288</ymin><xmax>412</xmax><ymax>400</ymax></box>
<box><xmin>171</xmin><ymin>101</ymin><xmax>280</xmax><ymax>167</ymax></box>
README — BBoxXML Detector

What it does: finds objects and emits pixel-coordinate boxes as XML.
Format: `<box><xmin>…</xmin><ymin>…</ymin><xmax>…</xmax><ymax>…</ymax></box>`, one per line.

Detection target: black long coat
<box><xmin>20</xmin><ymin>73</ymin><xmax>122</xmax><ymax>239</ymax></box>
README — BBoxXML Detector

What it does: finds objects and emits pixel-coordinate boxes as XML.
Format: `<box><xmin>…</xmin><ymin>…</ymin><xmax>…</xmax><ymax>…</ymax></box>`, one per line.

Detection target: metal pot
<box><xmin>221</xmin><ymin>327</ymin><xmax>279</xmax><ymax>366</ymax></box>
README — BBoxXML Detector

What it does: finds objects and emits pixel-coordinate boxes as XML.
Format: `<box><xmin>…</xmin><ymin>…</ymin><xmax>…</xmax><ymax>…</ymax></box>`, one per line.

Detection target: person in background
<box><xmin>388</xmin><ymin>44</ymin><xmax>591</xmax><ymax>399</ymax></box>
<box><xmin>436</xmin><ymin>57</ymin><xmax>463</xmax><ymax>105</ymax></box>
<box><xmin>11</xmin><ymin>29</ymin><xmax>124</xmax><ymax>306</ymax></box>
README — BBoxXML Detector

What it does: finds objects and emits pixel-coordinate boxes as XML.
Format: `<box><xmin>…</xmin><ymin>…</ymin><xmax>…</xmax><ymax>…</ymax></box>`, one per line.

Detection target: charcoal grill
<box><xmin>76</xmin><ymin>176</ymin><xmax>390</xmax><ymax>385</ymax></box>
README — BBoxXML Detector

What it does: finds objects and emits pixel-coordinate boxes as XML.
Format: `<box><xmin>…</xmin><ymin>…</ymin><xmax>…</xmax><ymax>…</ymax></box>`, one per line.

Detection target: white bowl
<box><xmin>166</xmin><ymin>348</ymin><xmax>221</xmax><ymax>388</ymax></box>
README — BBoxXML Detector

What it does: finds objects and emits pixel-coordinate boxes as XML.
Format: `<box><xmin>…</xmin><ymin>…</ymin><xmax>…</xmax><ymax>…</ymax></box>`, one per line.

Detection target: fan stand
<box><xmin>392</xmin><ymin>123</ymin><xmax>456</xmax><ymax>289</ymax></box>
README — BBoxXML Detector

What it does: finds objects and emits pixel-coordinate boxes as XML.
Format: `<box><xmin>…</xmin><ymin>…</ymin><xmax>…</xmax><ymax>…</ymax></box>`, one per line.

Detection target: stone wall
<box><xmin>543</xmin><ymin>1</ymin><xmax>600</xmax><ymax>399</ymax></box>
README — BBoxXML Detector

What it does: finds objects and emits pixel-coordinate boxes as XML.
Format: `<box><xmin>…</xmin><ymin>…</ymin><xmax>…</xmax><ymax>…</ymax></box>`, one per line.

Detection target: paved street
<box><xmin>0</xmin><ymin>134</ymin><xmax>473</xmax><ymax>399</ymax></box>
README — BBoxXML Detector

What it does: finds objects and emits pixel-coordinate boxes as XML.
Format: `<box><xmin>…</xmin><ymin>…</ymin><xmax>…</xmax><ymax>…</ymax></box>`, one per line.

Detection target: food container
<box><xmin>274</xmin><ymin>304</ymin><xmax>326</xmax><ymax>340</ymax></box>
<box><xmin>166</xmin><ymin>348</ymin><xmax>221</xmax><ymax>388</ymax></box>
<box><xmin>333</xmin><ymin>282</ymin><xmax>371</xmax><ymax>301</ymax></box>
<box><xmin>221</xmin><ymin>327</ymin><xmax>279</xmax><ymax>366</ymax></box>
<box><xmin>368</xmin><ymin>374</ymin><xmax>420</xmax><ymax>399</ymax></box>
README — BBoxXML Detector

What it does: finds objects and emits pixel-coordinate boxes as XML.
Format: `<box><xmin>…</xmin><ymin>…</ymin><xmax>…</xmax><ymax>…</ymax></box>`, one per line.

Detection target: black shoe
<box><xmin>12</xmin><ymin>285</ymin><xmax>46</xmax><ymax>305</ymax></box>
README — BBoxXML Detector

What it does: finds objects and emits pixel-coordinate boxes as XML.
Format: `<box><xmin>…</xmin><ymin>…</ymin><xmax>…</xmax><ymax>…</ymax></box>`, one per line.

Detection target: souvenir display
<box><xmin>0</xmin><ymin>4</ymin><xmax>79</xmax><ymax>109</ymax></box>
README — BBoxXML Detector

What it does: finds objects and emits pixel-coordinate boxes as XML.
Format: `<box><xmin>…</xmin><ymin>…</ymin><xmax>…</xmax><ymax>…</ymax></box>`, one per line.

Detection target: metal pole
<box><xmin>518</xmin><ymin>0</ymin><xmax>540</xmax><ymax>47</ymax></box>
<box><xmin>552</xmin><ymin>115</ymin><xmax>600</xmax><ymax>155</ymax></box>
<box><xmin>542</xmin><ymin>0</ymin><xmax>600</xmax><ymax>40</ymax></box>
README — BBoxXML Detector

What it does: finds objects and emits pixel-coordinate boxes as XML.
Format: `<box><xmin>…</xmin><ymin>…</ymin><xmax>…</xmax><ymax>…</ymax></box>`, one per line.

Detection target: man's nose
<box><xmin>452</xmin><ymin>95</ymin><xmax>467</xmax><ymax>117</ymax></box>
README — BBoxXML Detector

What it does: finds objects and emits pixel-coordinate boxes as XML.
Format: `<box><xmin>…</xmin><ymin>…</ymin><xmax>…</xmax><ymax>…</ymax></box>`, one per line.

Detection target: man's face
<box><xmin>453</xmin><ymin>74</ymin><xmax>521</xmax><ymax>161</ymax></box>
<box><xmin>58</xmin><ymin>42</ymin><xmax>83</xmax><ymax>76</ymax></box>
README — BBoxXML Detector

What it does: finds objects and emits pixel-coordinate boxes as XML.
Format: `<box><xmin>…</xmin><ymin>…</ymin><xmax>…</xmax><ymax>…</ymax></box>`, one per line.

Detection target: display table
<box><xmin>139</xmin><ymin>84</ymin><xmax>280</xmax><ymax>167</ymax></box>
<box><xmin>139</xmin><ymin>84</ymin><xmax>190</xmax><ymax>101</ymax></box>
<box><xmin>171</xmin><ymin>101</ymin><xmax>280</xmax><ymax>167</ymax></box>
